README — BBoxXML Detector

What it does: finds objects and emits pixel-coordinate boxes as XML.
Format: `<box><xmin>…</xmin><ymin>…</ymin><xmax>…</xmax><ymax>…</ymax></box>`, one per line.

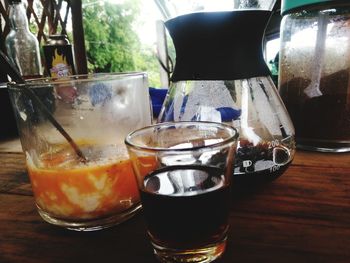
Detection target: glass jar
<box><xmin>43</xmin><ymin>35</ymin><xmax>76</xmax><ymax>78</ymax></box>
<box><xmin>279</xmin><ymin>0</ymin><xmax>350</xmax><ymax>152</ymax></box>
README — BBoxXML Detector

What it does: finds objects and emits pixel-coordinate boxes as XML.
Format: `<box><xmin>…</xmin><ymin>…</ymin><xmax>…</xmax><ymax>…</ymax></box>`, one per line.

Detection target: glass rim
<box><xmin>125</xmin><ymin>121</ymin><xmax>239</xmax><ymax>152</ymax></box>
<box><xmin>7</xmin><ymin>71</ymin><xmax>147</xmax><ymax>89</ymax></box>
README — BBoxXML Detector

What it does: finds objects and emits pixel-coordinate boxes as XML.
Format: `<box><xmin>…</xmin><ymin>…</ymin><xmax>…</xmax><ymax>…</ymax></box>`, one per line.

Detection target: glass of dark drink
<box><xmin>125</xmin><ymin>122</ymin><xmax>238</xmax><ymax>263</ymax></box>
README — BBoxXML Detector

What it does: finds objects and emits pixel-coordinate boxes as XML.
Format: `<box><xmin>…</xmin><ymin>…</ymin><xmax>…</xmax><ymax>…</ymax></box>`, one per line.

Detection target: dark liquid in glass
<box><xmin>140</xmin><ymin>165</ymin><xmax>230</xmax><ymax>249</ymax></box>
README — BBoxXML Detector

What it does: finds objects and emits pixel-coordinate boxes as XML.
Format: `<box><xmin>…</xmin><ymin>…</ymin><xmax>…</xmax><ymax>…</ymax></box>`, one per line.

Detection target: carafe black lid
<box><xmin>165</xmin><ymin>10</ymin><xmax>272</xmax><ymax>81</ymax></box>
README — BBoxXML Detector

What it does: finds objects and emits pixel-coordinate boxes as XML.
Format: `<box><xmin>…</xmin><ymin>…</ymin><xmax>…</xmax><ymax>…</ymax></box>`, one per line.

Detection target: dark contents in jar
<box><xmin>280</xmin><ymin>69</ymin><xmax>350</xmax><ymax>142</ymax></box>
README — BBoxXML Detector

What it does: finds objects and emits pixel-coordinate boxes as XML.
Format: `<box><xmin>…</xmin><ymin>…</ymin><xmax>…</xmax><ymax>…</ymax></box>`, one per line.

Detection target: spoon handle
<box><xmin>0</xmin><ymin>50</ymin><xmax>87</xmax><ymax>163</ymax></box>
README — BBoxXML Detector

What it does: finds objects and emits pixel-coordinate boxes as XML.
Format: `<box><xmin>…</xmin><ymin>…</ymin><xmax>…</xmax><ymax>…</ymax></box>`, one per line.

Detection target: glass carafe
<box><xmin>158</xmin><ymin>1</ymin><xmax>296</xmax><ymax>187</ymax></box>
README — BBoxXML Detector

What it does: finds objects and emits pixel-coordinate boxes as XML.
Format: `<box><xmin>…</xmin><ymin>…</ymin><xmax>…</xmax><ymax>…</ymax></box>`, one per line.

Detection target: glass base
<box><xmin>297</xmin><ymin>139</ymin><xmax>350</xmax><ymax>153</ymax></box>
<box><xmin>152</xmin><ymin>236</ymin><xmax>227</xmax><ymax>263</ymax></box>
<box><xmin>37</xmin><ymin>203</ymin><xmax>142</xmax><ymax>231</ymax></box>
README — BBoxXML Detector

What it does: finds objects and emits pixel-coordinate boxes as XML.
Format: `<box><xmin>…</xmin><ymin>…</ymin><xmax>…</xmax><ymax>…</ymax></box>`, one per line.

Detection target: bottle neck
<box><xmin>9</xmin><ymin>2</ymin><xmax>30</xmax><ymax>31</ymax></box>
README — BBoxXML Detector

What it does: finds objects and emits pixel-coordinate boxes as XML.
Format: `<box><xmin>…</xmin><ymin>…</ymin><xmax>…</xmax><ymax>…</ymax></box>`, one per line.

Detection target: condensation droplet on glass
<box><xmin>20</xmin><ymin>111</ymin><xmax>27</xmax><ymax>121</ymax></box>
<box><xmin>273</xmin><ymin>146</ymin><xmax>291</xmax><ymax>165</ymax></box>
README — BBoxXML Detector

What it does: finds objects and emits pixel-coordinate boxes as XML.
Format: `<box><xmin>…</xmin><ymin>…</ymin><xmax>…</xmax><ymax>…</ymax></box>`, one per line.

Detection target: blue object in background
<box><xmin>216</xmin><ymin>107</ymin><xmax>241</xmax><ymax>122</ymax></box>
<box><xmin>149</xmin><ymin>87</ymin><xmax>168</xmax><ymax>117</ymax></box>
<box><xmin>89</xmin><ymin>83</ymin><xmax>112</xmax><ymax>106</ymax></box>
<box><xmin>148</xmin><ymin>88</ymin><xmax>241</xmax><ymax>121</ymax></box>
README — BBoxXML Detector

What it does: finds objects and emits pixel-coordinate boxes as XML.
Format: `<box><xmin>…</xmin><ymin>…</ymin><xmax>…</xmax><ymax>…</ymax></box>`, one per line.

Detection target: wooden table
<box><xmin>1</xmin><ymin>138</ymin><xmax>349</xmax><ymax>263</ymax></box>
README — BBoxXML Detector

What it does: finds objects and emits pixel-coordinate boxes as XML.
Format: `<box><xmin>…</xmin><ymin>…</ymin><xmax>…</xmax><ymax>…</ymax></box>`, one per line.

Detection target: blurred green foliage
<box><xmin>83</xmin><ymin>0</ymin><xmax>161</xmax><ymax>86</ymax></box>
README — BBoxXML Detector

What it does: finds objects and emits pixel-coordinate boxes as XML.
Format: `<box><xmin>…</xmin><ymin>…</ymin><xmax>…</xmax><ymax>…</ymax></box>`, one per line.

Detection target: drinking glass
<box><xmin>8</xmin><ymin>72</ymin><xmax>152</xmax><ymax>231</ymax></box>
<box><xmin>125</xmin><ymin>121</ymin><xmax>238</xmax><ymax>263</ymax></box>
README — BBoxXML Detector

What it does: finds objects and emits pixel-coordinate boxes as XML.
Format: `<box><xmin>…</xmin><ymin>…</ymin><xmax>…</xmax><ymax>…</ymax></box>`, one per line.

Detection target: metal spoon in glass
<box><xmin>0</xmin><ymin>50</ymin><xmax>87</xmax><ymax>163</ymax></box>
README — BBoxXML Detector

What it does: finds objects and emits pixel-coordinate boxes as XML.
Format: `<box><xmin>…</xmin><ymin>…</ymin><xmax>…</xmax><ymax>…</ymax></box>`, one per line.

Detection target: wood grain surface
<box><xmin>0</xmin><ymin>139</ymin><xmax>349</xmax><ymax>263</ymax></box>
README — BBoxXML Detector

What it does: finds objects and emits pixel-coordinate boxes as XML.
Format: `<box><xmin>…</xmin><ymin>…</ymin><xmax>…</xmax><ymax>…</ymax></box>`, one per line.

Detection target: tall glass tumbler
<box><xmin>8</xmin><ymin>72</ymin><xmax>152</xmax><ymax>231</ymax></box>
<box><xmin>125</xmin><ymin>122</ymin><xmax>238</xmax><ymax>263</ymax></box>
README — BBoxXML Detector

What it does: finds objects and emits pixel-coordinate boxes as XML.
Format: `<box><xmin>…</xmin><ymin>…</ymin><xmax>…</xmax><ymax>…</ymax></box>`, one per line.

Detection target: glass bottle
<box><xmin>158</xmin><ymin>0</ymin><xmax>296</xmax><ymax>187</ymax></box>
<box><xmin>5</xmin><ymin>0</ymin><xmax>42</xmax><ymax>79</ymax></box>
<box><xmin>43</xmin><ymin>34</ymin><xmax>76</xmax><ymax>78</ymax></box>
<box><xmin>279</xmin><ymin>0</ymin><xmax>350</xmax><ymax>152</ymax></box>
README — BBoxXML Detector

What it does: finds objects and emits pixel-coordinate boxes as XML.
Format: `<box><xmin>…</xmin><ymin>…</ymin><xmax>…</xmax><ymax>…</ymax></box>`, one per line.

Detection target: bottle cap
<box><xmin>46</xmin><ymin>35</ymin><xmax>70</xmax><ymax>45</ymax></box>
<box><xmin>281</xmin><ymin>0</ymin><xmax>345</xmax><ymax>15</ymax></box>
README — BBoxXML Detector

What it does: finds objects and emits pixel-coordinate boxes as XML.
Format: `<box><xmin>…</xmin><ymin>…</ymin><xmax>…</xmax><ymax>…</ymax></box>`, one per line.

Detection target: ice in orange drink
<box><xmin>26</xmin><ymin>143</ymin><xmax>146</xmax><ymax>221</ymax></box>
